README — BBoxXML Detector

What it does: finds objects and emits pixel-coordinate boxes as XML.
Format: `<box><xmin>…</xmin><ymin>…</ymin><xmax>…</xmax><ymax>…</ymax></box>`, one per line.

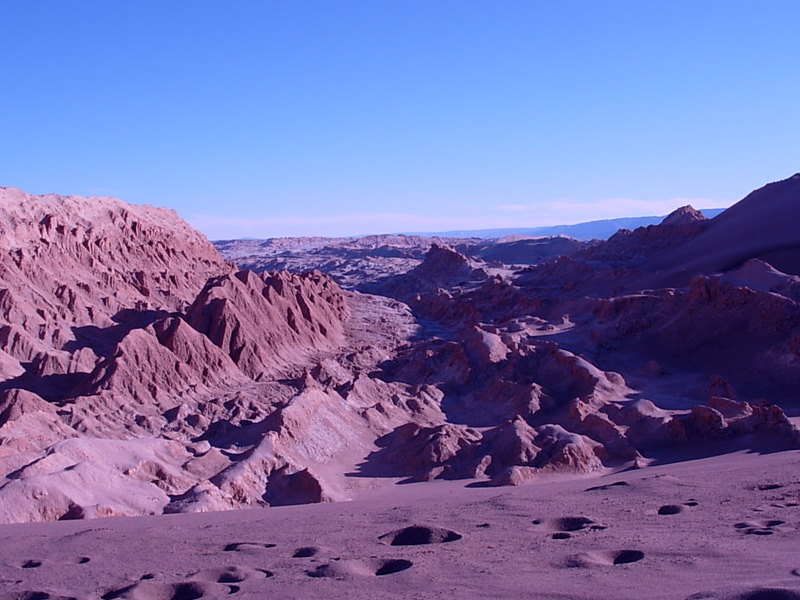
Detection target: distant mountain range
<box><xmin>404</xmin><ymin>208</ymin><xmax>727</xmax><ymax>240</ymax></box>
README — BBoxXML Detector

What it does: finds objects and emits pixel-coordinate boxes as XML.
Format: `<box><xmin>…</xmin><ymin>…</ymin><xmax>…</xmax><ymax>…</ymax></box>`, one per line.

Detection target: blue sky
<box><xmin>1</xmin><ymin>1</ymin><xmax>798</xmax><ymax>239</ymax></box>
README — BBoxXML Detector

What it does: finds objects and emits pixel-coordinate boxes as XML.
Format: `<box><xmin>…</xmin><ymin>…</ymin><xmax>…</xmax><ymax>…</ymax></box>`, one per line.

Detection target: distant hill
<box><xmin>405</xmin><ymin>208</ymin><xmax>726</xmax><ymax>240</ymax></box>
<box><xmin>647</xmin><ymin>174</ymin><xmax>800</xmax><ymax>281</ymax></box>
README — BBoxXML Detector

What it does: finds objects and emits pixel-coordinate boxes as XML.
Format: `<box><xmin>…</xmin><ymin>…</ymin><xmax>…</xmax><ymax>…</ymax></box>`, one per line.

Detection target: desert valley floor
<box><xmin>1</xmin><ymin>449</ymin><xmax>798</xmax><ymax>600</ymax></box>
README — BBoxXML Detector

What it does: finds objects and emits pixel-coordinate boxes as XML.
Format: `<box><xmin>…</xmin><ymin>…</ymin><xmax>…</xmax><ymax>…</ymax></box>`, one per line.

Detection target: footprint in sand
<box><xmin>9</xmin><ymin>593</ymin><xmax>80</xmax><ymax>600</ymax></box>
<box><xmin>754</xmin><ymin>499</ymin><xmax>798</xmax><ymax>512</ymax></box>
<box><xmin>533</xmin><ymin>516</ymin><xmax>608</xmax><ymax>535</ymax></box>
<box><xmin>189</xmin><ymin>565</ymin><xmax>274</xmax><ymax>583</ymax></box>
<box><xmin>306</xmin><ymin>558</ymin><xmax>413</xmax><ymax>579</ymax></box>
<box><xmin>748</xmin><ymin>483</ymin><xmax>800</xmax><ymax>511</ymax></box>
<box><xmin>770</xmin><ymin>500</ymin><xmax>799</xmax><ymax>508</ymax></box>
<box><xmin>658</xmin><ymin>500</ymin><xmax>700</xmax><ymax>515</ymax></box>
<box><xmin>101</xmin><ymin>580</ymin><xmax>238</xmax><ymax>600</ymax></box>
<box><xmin>222</xmin><ymin>542</ymin><xmax>277</xmax><ymax>552</ymax></box>
<box><xmin>735</xmin><ymin>589</ymin><xmax>800</xmax><ymax>600</ymax></box>
<box><xmin>378</xmin><ymin>525</ymin><xmax>462</xmax><ymax>546</ymax></box>
<box><xmin>749</xmin><ymin>483</ymin><xmax>784</xmax><ymax>491</ymax></box>
<box><xmin>768</xmin><ymin>491</ymin><xmax>800</xmax><ymax>509</ymax></box>
<box><xmin>688</xmin><ymin>587</ymin><xmax>800</xmax><ymax>600</ymax></box>
<box><xmin>734</xmin><ymin>519</ymin><xmax>785</xmax><ymax>536</ymax></box>
<box><xmin>584</xmin><ymin>481</ymin><xmax>629</xmax><ymax>492</ymax></box>
<box><xmin>17</xmin><ymin>556</ymin><xmax>90</xmax><ymax>569</ymax></box>
<box><xmin>564</xmin><ymin>549</ymin><xmax>645</xmax><ymax>568</ymax></box>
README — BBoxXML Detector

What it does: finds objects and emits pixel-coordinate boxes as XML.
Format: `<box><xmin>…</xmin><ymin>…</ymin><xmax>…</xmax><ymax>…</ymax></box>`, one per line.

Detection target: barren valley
<box><xmin>0</xmin><ymin>175</ymin><xmax>799</xmax><ymax>599</ymax></box>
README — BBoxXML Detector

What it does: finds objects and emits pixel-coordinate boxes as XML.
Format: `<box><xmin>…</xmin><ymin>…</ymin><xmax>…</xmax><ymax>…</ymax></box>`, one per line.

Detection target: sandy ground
<box><xmin>0</xmin><ymin>449</ymin><xmax>797</xmax><ymax>600</ymax></box>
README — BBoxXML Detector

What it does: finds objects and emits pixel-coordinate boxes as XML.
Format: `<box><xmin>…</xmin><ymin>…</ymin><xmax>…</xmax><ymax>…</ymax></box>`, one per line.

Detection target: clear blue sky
<box><xmin>1</xmin><ymin>1</ymin><xmax>798</xmax><ymax>238</ymax></box>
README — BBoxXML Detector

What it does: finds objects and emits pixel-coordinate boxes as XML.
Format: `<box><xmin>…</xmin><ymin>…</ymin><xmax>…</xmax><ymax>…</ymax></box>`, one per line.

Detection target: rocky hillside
<box><xmin>0</xmin><ymin>178</ymin><xmax>798</xmax><ymax>524</ymax></box>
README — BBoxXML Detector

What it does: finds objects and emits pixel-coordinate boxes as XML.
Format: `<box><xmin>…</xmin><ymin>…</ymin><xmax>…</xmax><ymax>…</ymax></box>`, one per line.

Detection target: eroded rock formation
<box><xmin>1</xmin><ymin>175</ymin><xmax>799</xmax><ymax>524</ymax></box>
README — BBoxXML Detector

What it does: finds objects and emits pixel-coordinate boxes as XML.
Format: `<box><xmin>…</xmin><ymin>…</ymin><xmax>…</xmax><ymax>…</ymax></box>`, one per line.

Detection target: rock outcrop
<box><xmin>0</xmin><ymin>190</ymin><xmax>363</xmax><ymax>522</ymax></box>
<box><xmin>579</xmin><ymin>205</ymin><xmax>709</xmax><ymax>268</ymax></box>
<box><xmin>1</xmin><ymin>176</ymin><xmax>799</xmax><ymax>524</ymax></box>
<box><xmin>186</xmin><ymin>269</ymin><xmax>348</xmax><ymax>379</ymax></box>
<box><xmin>648</xmin><ymin>173</ymin><xmax>800</xmax><ymax>280</ymax></box>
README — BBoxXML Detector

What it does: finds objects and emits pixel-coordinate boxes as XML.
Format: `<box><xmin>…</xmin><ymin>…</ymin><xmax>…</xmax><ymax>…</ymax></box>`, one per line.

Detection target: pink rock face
<box><xmin>0</xmin><ymin>187</ymin><xmax>229</xmax><ymax>400</ymax></box>
<box><xmin>0</xmin><ymin>190</ymin><xmax>361</xmax><ymax>521</ymax></box>
<box><xmin>1</xmin><ymin>177</ymin><xmax>800</xmax><ymax>526</ymax></box>
<box><xmin>186</xmin><ymin>269</ymin><xmax>348</xmax><ymax>379</ymax></box>
<box><xmin>0</xmin><ymin>186</ymin><xmax>225</xmax><ymax>314</ymax></box>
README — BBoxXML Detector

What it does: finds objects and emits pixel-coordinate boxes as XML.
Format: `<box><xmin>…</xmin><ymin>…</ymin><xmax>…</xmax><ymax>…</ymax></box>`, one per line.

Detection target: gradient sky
<box><xmin>1</xmin><ymin>1</ymin><xmax>798</xmax><ymax>239</ymax></box>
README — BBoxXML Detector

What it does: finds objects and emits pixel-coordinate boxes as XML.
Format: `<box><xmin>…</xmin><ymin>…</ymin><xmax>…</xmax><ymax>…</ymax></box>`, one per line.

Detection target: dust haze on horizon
<box><xmin>186</xmin><ymin>196</ymin><xmax>733</xmax><ymax>240</ymax></box>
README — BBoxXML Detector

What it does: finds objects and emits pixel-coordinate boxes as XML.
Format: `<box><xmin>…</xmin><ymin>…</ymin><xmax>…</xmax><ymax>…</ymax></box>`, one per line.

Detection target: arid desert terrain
<box><xmin>0</xmin><ymin>175</ymin><xmax>799</xmax><ymax>599</ymax></box>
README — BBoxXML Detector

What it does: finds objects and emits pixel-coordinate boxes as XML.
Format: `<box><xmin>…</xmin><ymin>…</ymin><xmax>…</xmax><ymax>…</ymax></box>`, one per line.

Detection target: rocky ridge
<box><xmin>0</xmin><ymin>176</ymin><xmax>799</xmax><ymax>524</ymax></box>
